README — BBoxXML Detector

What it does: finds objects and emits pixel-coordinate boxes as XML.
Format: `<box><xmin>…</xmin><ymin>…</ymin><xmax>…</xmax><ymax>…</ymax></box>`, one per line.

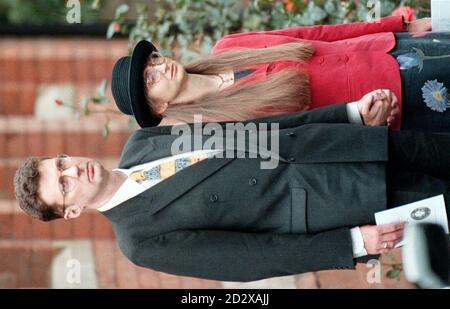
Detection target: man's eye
<box><xmin>146</xmin><ymin>70</ymin><xmax>160</xmax><ymax>86</ymax></box>
<box><xmin>56</xmin><ymin>159</ymin><xmax>64</xmax><ymax>171</ymax></box>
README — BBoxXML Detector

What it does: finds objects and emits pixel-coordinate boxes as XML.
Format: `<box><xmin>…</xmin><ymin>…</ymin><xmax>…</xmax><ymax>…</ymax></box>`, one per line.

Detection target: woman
<box><xmin>112</xmin><ymin>15</ymin><xmax>442</xmax><ymax>131</ymax></box>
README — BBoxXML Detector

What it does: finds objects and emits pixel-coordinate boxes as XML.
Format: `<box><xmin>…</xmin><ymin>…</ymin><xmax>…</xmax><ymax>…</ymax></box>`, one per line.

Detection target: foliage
<box><xmin>107</xmin><ymin>0</ymin><xmax>430</xmax><ymax>61</ymax></box>
<box><xmin>0</xmin><ymin>0</ymin><xmax>100</xmax><ymax>25</ymax></box>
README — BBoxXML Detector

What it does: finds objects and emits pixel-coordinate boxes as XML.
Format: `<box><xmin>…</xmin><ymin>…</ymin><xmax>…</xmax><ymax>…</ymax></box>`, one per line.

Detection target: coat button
<box><xmin>249</xmin><ymin>177</ymin><xmax>257</xmax><ymax>186</ymax></box>
<box><xmin>288</xmin><ymin>157</ymin><xmax>296</xmax><ymax>162</ymax></box>
<box><xmin>286</xmin><ymin>132</ymin><xmax>295</xmax><ymax>136</ymax></box>
<box><xmin>210</xmin><ymin>194</ymin><xmax>219</xmax><ymax>202</ymax></box>
<box><xmin>344</xmin><ymin>55</ymin><xmax>349</xmax><ymax>63</ymax></box>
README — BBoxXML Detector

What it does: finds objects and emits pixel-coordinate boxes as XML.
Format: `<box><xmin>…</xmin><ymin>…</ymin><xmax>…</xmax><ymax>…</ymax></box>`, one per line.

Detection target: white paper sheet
<box><xmin>431</xmin><ymin>0</ymin><xmax>450</xmax><ymax>31</ymax></box>
<box><xmin>375</xmin><ymin>195</ymin><xmax>449</xmax><ymax>247</ymax></box>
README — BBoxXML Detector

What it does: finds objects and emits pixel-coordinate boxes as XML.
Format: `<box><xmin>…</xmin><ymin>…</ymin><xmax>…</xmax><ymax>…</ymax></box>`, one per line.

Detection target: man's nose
<box><xmin>61</xmin><ymin>165</ymin><xmax>79</xmax><ymax>178</ymax></box>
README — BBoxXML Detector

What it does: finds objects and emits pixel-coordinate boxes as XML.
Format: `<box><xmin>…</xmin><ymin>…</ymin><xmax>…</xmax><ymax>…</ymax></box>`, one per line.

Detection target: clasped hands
<box><xmin>357</xmin><ymin>89</ymin><xmax>400</xmax><ymax>127</ymax></box>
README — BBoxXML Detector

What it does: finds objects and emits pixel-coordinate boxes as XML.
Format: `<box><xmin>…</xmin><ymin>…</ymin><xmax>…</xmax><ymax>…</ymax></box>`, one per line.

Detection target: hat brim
<box><xmin>128</xmin><ymin>40</ymin><xmax>162</xmax><ymax>127</ymax></box>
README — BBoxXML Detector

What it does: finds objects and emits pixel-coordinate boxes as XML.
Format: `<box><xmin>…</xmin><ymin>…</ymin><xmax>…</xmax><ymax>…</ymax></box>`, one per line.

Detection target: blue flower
<box><xmin>397</xmin><ymin>52</ymin><xmax>420</xmax><ymax>70</ymax></box>
<box><xmin>421</xmin><ymin>79</ymin><xmax>450</xmax><ymax>112</ymax></box>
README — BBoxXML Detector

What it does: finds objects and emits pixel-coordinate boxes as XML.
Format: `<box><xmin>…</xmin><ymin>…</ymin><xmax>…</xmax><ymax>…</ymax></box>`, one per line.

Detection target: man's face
<box><xmin>38</xmin><ymin>156</ymin><xmax>109</xmax><ymax>212</ymax></box>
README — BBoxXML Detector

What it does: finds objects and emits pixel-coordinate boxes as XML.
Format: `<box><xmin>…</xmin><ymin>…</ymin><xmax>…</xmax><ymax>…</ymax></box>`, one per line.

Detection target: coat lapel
<box><xmin>139</xmin><ymin>157</ymin><xmax>234</xmax><ymax>215</ymax></box>
<box><xmin>119</xmin><ymin>123</ymin><xmax>282</xmax><ymax>215</ymax></box>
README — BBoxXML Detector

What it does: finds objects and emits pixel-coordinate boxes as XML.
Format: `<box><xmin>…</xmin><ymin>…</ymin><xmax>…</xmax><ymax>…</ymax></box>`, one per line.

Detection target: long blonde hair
<box><xmin>161</xmin><ymin>42</ymin><xmax>315</xmax><ymax>123</ymax></box>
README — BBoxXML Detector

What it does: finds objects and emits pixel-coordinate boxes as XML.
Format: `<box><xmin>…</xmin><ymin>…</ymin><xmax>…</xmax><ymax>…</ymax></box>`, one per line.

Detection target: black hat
<box><xmin>111</xmin><ymin>40</ymin><xmax>162</xmax><ymax>127</ymax></box>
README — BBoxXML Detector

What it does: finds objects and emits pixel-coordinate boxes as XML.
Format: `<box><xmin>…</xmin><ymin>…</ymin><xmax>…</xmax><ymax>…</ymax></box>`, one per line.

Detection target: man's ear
<box><xmin>63</xmin><ymin>205</ymin><xmax>84</xmax><ymax>220</ymax></box>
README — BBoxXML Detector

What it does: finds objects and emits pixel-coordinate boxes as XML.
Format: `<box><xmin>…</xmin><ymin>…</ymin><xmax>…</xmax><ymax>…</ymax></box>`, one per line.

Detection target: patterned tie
<box><xmin>129</xmin><ymin>153</ymin><xmax>213</xmax><ymax>184</ymax></box>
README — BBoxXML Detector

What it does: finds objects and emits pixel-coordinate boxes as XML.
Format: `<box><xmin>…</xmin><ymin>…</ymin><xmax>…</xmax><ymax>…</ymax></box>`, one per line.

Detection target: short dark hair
<box><xmin>14</xmin><ymin>157</ymin><xmax>63</xmax><ymax>222</ymax></box>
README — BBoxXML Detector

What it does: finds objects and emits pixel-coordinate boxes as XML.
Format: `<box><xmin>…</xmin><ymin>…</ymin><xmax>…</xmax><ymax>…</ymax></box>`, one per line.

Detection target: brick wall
<box><xmin>0</xmin><ymin>37</ymin><xmax>414</xmax><ymax>289</ymax></box>
<box><xmin>1</xmin><ymin>37</ymin><xmax>132</xmax><ymax>229</ymax></box>
<box><xmin>0</xmin><ymin>37</ymin><xmax>131</xmax><ymax>235</ymax></box>
<box><xmin>0</xmin><ymin>37</ymin><xmax>221</xmax><ymax>288</ymax></box>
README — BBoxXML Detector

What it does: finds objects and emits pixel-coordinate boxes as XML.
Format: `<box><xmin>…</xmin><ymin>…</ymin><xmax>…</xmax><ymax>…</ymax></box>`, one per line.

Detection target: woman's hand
<box><xmin>357</xmin><ymin>89</ymin><xmax>400</xmax><ymax>127</ymax></box>
<box><xmin>407</xmin><ymin>17</ymin><xmax>432</xmax><ymax>32</ymax></box>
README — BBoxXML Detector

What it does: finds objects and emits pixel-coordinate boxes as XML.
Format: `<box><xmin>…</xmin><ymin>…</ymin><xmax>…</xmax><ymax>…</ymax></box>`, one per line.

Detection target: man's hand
<box><xmin>359</xmin><ymin>222</ymin><xmax>406</xmax><ymax>255</ymax></box>
<box><xmin>357</xmin><ymin>89</ymin><xmax>400</xmax><ymax>127</ymax></box>
<box><xmin>407</xmin><ymin>17</ymin><xmax>432</xmax><ymax>32</ymax></box>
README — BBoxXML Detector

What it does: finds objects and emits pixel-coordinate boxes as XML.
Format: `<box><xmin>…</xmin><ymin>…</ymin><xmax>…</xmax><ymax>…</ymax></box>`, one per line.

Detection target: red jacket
<box><xmin>212</xmin><ymin>16</ymin><xmax>406</xmax><ymax>129</ymax></box>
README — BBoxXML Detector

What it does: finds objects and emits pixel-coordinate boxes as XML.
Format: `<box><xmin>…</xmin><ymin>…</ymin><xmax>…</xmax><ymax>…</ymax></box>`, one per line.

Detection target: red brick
<box><xmin>92</xmin><ymin>58</ymin><xmax>111</xmax><ymax>82</ymax></box>
<box><xmin>0</xmin><ymin>133</ymin><xmax>6</xmax><ymax>157</ymax></box>
<box><xmin>36</xmin><ymin>59</ymin><xmax>57</xmax><ymax>83</ymax></box>
<box><xmin>30</xmin><ymin>246</ymin><xmax>57</xmax><ymax>287</ymax></box>
<box><xmin>93</xmin><ymin>240</ymin><xmax>117</xmax><ymax>288</ymax></box>
<box><xmin>158</xmin><ymin>272</ymin><xmax>182</xmax><ymax>289</ymax></box>
<box><xmin>83</xmin><ymin>132</ymin><xmax>103</xmax><ymax>157</ymax></box>
<box><xmin>43</xmin><ymin>132</ymin><xmax>65</xmax><ymax>158</ymax></box>
<box><xmin>26</xmin><ymin>133</ymin><xmax>46</xmax><ymax>156</ymax></box>
<box><xmin>19</xmin><ymin>86</ymin><xmax>36</xmax><ymax>115</ymax></box>
<box><xmin>0</xmin><ymin>86</ymin><xmax>36</xmax><ymax>116</ymax></box>
<box><xmin>0</xmin><ymin>166</ymin><xmax>16</xmax><ymax>200</ymax></box>
<box><xmin>71</xmin><ymin>211</ymin><xmax>92</xmax><ymax>238</ymax></box>
<box><xmin>0</xmin><ymin>58</ymin><xmax>6</xmax><ymax>81</ymax></box>
<box><xmin>295</xmin><ymin>273</ymin><xmax>319</xmax><ymax>288</ymax></box>
<box><xmin>55</xmin><ymin>59</ymin><xmax>77</xmax><ymax>82</ymax></box>
<box><xmin>31</xmin><ymin>219</ymin><xmax>52</xmax><ymax>239</ymax></box>
<box><xmin>6</xmin><ymin>133</ymin><xmax>28</xmax><ymax>157</ymax></box>
<box><xmin>92</xmin><ymin>212</ymin><xmax>113</xmax><ymax>239</ymax></box>
<box><xmin>137</xmin><ymin>268</ymin><xmax>162</xmax><ymax>289</ymax></box>
<box><xmin>64</xmin><ymin>132</ymin><xmax>85</xmax><ymax>157</ymax></box>
<box><xmin>98</xmin><ymin>132</ymin><xmax>127</xmax><ymax>157</ymax></box>
<box><xmin>74</xmin><ymin>58</ymin><xmax>93</xmax><ymax>84</ymax></box>
<box><xmin>179</xmin><ymin>276</ymin><xmax>211</xmax><ymax>289</ymax></box>
<box><xmin>0</xmin><ymin>213</ymin><xmax>13</xmax><ymax>239</ymax></box>
<box><xmin>12</xmin><ymin>213</ymin><xmax>33</xmax><ymax>240</ymax></box>
<box><xmin>10</xmin><ymin>248</ymin><xmax>32</xmax><ymax>287</ymax></box>
<box><xmin>0</xmin><ymin>57</ymin><xmax>19</xmax><ymax>82</ymax></box>
<box><xmin>18</xmin><ymin>59</ymin><xmax>38</xmax><ymax>84</ymax></box>
<box><xmin>115</xmin><ymin>245</ymin><xmax>140</xmax><ymax>288</ymax></box>
<box><xmin>1</xmin><ymin>88</ymin><xmax>19</xmax><ymax>114</ymax></box>
<box><xmin>51</xmin><ymin>218</ymin><xmax>72</xmax><ymax>239</ymax></box>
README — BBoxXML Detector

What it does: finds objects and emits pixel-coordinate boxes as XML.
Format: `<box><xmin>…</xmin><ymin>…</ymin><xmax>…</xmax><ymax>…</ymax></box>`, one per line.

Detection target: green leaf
<box><xmin>81</xmin><ymin>97</ymin><xmax>89</xmax><ymax>109</ymax></box>
<box><xmin>92</xmin><ymin>96</ymin><xmax>109</xmax><ymax>104</ymax></box>
<box><xmin>102</xmin><ymin>123</ymin><xmax>110</xmax><ymax>139</ymax></box>
<box><xmin>107</xmin><ymin>22</ymin><xmax>117</xmax><ymax>39</ymax></box>
<box><xmin>97</xmin><ymin>79</ymin><xmax>107</xmax><ymax>97</ymax></box>
<box><xmin>115</xmin><ymin>4</ymin><xmax>130</xmax><ymax>19</ymax></box>
<box><xmin>91</xmin><ymin>0</ymin><xmax>101</xmax><ymax>10</ymax></box>
<box><xmin>127</xmin><ymin>117</ymin><xmax>137</xmax><ymax>129</ymax></box>
<box><xmin>385</xmin><ymin>252</ymin><xmax>395</xmax><ymax>262</ymax></box>
<box><xmin>392</xmin><ymin>263</ymin><xmax>403</xmax><ymax>271</ymax></box>
<box><xmin>386</xmin><ymin>269</ymin><xmax>401</xmax><ymax>279</ymax></box>
<box><xmin>412</xmin><ymin>47</ymin><xmax>425</xmax><ymax>72</ymax></box>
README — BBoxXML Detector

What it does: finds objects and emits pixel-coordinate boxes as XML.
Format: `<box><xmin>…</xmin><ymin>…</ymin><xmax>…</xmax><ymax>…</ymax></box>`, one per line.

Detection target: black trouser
<box><xmin>387</xmin><ymin>130</ymin><xmax>450</xmax><ymax>221</ymax></box>
<box><xmin>391</xmin><ymin>32</ymin><xmax>450</xmax><ymax>133</ymax></box>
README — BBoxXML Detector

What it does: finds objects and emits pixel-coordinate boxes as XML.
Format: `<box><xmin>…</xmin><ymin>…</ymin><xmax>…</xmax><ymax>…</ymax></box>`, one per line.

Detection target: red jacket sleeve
<box><xmin>220</xmin><ymin>16</ymin><xmax>406</xmax><ymax>43</ymax></box>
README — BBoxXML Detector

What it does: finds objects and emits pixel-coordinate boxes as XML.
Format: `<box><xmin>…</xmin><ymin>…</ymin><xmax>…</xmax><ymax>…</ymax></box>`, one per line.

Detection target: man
<box><xmin>14</xmin><ymin>91</ymin><xmax>450</xmax><ymax>282</ymax></box>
